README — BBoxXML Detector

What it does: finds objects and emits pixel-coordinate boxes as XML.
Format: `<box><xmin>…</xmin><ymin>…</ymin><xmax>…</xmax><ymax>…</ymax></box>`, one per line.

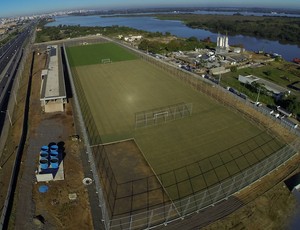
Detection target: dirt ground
<box><xmin>30</xmin><ymin>113</ymin><xmax>93</xmax><ymax>229</ymax></box>
<box><xmin>30</xmin><ymin>49</ymin><xmax>93</xmax><ymax>229</ymax></box>
<box><xmin>1</xmin><ymin>48</ymin><xmax>93</xmax><ymax>229</ymax></box>
<box><xmin>95</xmin><ymin>140</ymin><xmax>171</xmax><ymax>218</ymax></box>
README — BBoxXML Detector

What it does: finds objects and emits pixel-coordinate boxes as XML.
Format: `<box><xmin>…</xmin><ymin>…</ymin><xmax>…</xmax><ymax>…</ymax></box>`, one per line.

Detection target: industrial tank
<box><xmin>39</xmin><ymin>158</ymin><xmax>48</xmax><ymax>170</ymax></box>
<box><xmin>40</xmin><ymin>151</ymin><xmax>48</xmax><ymax>158</ymax></box>
<box><xmin>50</xmin><ymin>158</ymin><xmax>59</xmax><ymax>169</ymax></box>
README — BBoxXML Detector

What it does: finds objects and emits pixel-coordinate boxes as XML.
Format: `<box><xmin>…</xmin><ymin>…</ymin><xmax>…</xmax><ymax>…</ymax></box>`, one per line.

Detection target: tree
<box><xmin>138</xmin><ymin>39</ymin><xmax>150</xmax><ymax>51</ymax></box>
<box><xmin>264</xmin><ymin>70</ymin><xmax>272</xmax><ymax>76</ymax></box>
<box><xmin>166</xmin><ymin>39</ymin><xmax>181</xmax><ymax>52</ymax></box>
<box><xmin>202</xmin><ymin>37</ymin><xmax>211</xmax><ymax>43</ymax></box>
<box><xmin>278</xmin><ymin>95</ymin><xmax>300</xmax><ymax>115</ymax></box>
<box><xmin>230</xmin><ymin>66</ymin><xmax>237</xmax><ymax>72</ymax></box>
<box><xmin>187</xmin><ymin>36</ymin><xmax>198</xmax><ymax>42</ymax></box>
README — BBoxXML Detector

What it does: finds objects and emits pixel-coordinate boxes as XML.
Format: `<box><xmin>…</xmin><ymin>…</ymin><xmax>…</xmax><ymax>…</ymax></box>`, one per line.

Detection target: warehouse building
<box><xmin>40</xmin><ymin>45</ymin><xmax>67</xmax><ymax>113</ymax></box>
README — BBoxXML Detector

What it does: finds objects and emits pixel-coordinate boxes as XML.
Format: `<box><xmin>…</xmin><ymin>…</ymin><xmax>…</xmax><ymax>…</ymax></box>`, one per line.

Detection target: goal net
<box><xmin>153</xmin><ymin>111</ymin><xmax>169</xmax><ymax>124</ymax></box>
<box><xmin>101</xmin><ymin>58</ymin><xmax>112</xmax><ymax>64</ymax></box>
<box><xmin>135</xmin><ymin>102</ymin><xmax>193</xmax><ymax>128</ymax></box>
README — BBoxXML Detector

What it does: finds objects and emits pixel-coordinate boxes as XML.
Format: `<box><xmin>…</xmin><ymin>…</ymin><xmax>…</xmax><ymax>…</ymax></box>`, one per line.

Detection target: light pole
<box><xmin>256</xmin><ymin>87</ymin><xmax>261</xmax><ymax>104</ymax></box>
<box><xmin>1</xmin><ymin>110</ymin><xmax>12</xmax><ymax>126</ymax></box>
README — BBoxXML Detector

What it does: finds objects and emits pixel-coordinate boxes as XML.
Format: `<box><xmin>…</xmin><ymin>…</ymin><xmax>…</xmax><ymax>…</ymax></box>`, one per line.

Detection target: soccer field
<box><xmin>67</xmin><ymin>43</ymin><xmax>284</xmax><ymax>201</ymax></box>
<box><xmin>67</xmin><ymin>42</ymin><xmax>138</xmax><ymax>67</ymax></box>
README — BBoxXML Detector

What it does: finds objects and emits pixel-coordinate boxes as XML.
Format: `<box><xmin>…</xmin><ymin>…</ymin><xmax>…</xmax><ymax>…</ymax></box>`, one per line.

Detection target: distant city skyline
<box><xmin>1</xmin><ymin>0</ymin><xmax>300</xmax><ymax>18</ymax></box>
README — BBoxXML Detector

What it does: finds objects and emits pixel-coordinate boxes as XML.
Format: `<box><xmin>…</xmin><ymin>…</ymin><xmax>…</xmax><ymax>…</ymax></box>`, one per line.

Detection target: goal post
<box><xmin>135</xmin><ymin>102</ymin><xmax>193</xmax><ymax>128</ymax></box>
<box><xmin>153</xmin><ymin>111</ymin><xmax>169</xmax><ymax>124</ymax></box>
<box><xmin>101</xmin><ymin>58</ymin><xmax>112</xmax><ymax>64</ymax></box>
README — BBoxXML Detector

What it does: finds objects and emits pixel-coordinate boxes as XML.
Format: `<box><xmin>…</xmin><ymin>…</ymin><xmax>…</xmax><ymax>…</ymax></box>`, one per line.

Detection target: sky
<box><xmin>1</xmin><ymin>0</ymin><xmax>300</xmax><ymax>18</ymax></box>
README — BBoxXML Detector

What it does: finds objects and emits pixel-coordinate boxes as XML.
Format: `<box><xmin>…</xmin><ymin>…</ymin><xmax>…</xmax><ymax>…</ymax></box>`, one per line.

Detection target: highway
<box><xmin>0</xmin><ymin>21</ymin><xmax>35</xmax><ymax>135</ymax></box>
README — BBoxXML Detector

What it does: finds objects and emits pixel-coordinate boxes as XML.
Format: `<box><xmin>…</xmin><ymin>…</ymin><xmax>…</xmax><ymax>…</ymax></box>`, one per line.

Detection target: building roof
<box><xmin>238</xmin><ymin>74</ymin><xmax>289</xmax><ymax>94</ymax></box>
<box><xmin>210</xmin><ymin>66</ymin><xmax>230</xmax><ymax>75</ymax></box>
<box><xmin>40</xmin><ymin>45</ymin><xmax>66</xmax><ymax>101</ymax></box>
<box><xmin>257</xmin><ymin>78</ymin><xmax>290</xmax><ymax>94</ymax></box>
<box><xmin>238</xmin><ymin>75</ymin><xmax>259</xmax><ymax>84</ymax></box>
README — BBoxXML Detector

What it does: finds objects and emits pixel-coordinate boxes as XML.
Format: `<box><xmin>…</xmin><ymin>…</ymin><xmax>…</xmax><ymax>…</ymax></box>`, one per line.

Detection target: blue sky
<box><xmin>1</xmin><ymin>0</ymin><xmax>300</xmax><ymax>17</ymax></box>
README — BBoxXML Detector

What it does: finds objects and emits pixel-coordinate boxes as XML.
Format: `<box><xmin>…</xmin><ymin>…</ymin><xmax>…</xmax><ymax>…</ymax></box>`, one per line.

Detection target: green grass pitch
<box><xmin>67</xmin><ymin>42</ymin><xmax>138</xmax><ymax>67</ymax></box>
<box><xmin>67</xmin><ymin>43</ymin><xmax>284</xmax><ymax>201</ymax></box>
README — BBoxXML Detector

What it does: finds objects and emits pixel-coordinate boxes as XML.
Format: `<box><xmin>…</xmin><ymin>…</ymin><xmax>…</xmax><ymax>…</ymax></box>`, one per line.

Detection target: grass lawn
<box><xmin>67</xmin><ymin>43</ymin><xmax>284</xmax><ymax>201</ymax></box>
<box><xmin>221</xmin><ymin>61</ymin><xmax>300</xmax><ymax>104</ymax></box>
<box><xmin>67</xmin><ymin>42</ymin><xmax>138</xmax><ymax>67</ymax></box>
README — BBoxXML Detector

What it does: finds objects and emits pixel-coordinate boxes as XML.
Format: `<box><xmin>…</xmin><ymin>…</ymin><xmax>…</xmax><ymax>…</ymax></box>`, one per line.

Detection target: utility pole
<box><xmin>256</xmin><ymin>87</ymin><xmax>261</xmax><ymax>104</ymax></box>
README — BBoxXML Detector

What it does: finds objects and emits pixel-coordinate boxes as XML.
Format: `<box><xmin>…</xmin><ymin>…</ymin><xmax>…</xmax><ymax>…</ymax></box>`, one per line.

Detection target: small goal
<box><xmin>135</xmin><ymin>102</ymin><xmax>193</xmax><ymax>128</ymax></box>
<box><xmin>153</xmin><ymin>111</ymin><xmax>169</xmax><ymax>124</ymax></box>
<box><xmin>101</xmin><ymin>58</ymin><xmax>112</xmax><ymax>64</ymax></box>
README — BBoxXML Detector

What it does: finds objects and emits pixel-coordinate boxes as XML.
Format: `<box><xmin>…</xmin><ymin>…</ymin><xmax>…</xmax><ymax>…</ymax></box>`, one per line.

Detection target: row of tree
<box><xmin>138</xmin><ymin>36</ymin><xmax>214</xmax><ymax>54</ymax></box>
<box><xmin>155</xmin><ymin>14</ymin><xmax>300</xmax><ymax>45</ymax></box>
<box><xmin>36</xmin><ymin>20</ymin><xmax>215</xmax><ymax>54</ymax></box>
<box><xmin>36</xmin><ymin>19</ymin><xmax>300</xmax><ymax>116</ymax></box>
<box><xmin>36</xmin><ymin>20</ymin><xmax>150</xmax><ymax>43</ymax></box>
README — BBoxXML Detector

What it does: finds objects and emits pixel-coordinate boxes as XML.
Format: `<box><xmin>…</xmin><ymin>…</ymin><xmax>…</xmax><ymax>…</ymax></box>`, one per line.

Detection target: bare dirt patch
<box><xmin>105</xmin><ymin>140</ymin><xmax>158</xmax><ymax>183</ymax></box>
<box><xmin>93</xmin><ymin>140</ymin><xmax>174</xmax><ymax>220</ymax></box>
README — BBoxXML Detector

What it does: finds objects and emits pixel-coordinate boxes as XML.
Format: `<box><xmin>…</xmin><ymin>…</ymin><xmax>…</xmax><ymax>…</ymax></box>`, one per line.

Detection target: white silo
<box><xmin>217</xmin><ymin>36</ymin><xmax>221</xmax><ymax>47</ymax></box>
<box><xmin>224</xmin><ymin>36</ymin><xmax>229</xmax><ymax>49</ymax></box>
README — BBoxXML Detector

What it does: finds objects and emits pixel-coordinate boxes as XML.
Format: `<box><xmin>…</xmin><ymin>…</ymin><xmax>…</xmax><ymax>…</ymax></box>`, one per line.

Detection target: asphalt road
<box><xmin>0</xmin><ymin>22</ymin><xmax>35</xmax><ymax>140</ymax></box>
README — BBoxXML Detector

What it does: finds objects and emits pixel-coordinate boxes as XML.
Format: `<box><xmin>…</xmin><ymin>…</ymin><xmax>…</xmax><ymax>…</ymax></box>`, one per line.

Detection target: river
<box><xmin>46</xmin><ymin>15</ymin><xmax>300</xmax><ymax>61</ymax></box>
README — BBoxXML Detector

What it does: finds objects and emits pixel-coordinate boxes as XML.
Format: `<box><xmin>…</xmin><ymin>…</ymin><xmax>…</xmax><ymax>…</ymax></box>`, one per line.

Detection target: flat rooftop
<box><xmin>257</xmin><ymin>78</ymin><xmax>290</xmax><ymax>94</ymax></box>
<box><xmin>40</xmin><ymin>45</ymin><xmax>66</xmax><ymax>101</ymax></box>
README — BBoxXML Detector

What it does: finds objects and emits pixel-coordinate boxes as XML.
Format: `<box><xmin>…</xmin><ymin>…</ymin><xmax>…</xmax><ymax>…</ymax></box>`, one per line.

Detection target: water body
<box><xmin>47</xmin><ymin>15</ymin><xmax>300</xmax><ymax>61</ymax></box>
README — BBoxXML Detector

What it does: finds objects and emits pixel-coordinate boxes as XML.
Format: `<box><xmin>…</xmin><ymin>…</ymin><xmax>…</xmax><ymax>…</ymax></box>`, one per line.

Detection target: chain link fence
<box><xmin>62</xmin><ymin>36</ymin><xmax>300</xmax><ymax>230</ymax></box>
<box><xmin>109</xmin><ymin>139</ymin><xmax>299</xmax><ymax>229</ymax></box>
<box><xmin>62</xmin><ymin>44</ymin><xmax>111</xmax><ymax>229</ymax></box>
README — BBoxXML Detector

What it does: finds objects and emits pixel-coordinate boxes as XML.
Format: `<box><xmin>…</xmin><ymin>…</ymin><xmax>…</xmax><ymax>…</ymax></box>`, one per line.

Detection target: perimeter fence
<box><xmin>0</xmin><ymin>43</ymin><xmax>28</xmax><ymax>156</ymax></box>
<box><xmin>0</xmin><ymin>28</ymin><xmax>36</xmax><ymax>229</ymax></box>
<box><xmin>63</xmin><ymin>37</ymin><xmax>300</xmax><ymax>230</ymax></box>
<box><xmin>89</xmin><ymin>128</ymin><xmax>291</xmax><ymax>230</ymax></box>
<box><xmin>63</xmin><ymin>44</ymin><xmax>111</xmax><ymax>229</ymax></box>
<box><xmin>109</xmin><ymin>139</ymin><xmax>300</xmax><ymax>229</ymax></box>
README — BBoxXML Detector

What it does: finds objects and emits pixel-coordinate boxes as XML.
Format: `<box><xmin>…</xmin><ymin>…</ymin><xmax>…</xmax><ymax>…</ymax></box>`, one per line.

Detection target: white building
<box><xmin>40</xmin><ymin>45</ymin><xmax>67</xmax><ymax>113</ymax></box>
<box><xmin>124</xmin><ymin>35</ymin><xmax>143</xmax><ymax>42</ymax></box>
